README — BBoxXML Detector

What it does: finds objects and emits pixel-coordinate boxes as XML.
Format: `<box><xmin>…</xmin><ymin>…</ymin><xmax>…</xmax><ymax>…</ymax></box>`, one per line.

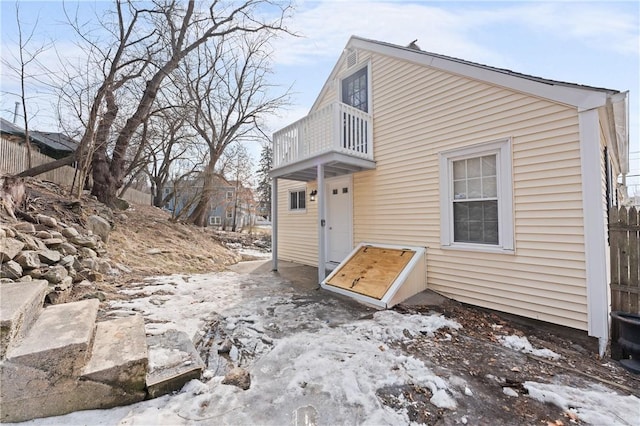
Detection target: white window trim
<box><xmin>209</xmin><ymin>216</ymin><xmax>221</xmax><ymax>225</ymax></box>
<box><xmin>439</xmin><ymin>138</ymin><xmax>514</xmax><ymax>254</ymax></box>
<box><xmin>288</xmin><ymin>188</ymin><xmax>307</xmax><ymax>213</ymax></box>
<box><xmin>338</xmin><ymin>60</ymin><xmax>372</xmax><ymax>114</ymax></box>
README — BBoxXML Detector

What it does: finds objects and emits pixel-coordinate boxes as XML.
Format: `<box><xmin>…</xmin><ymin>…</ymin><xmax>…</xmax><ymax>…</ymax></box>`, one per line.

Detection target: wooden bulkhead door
<box><xmin>325</xmin><ymin>246</ymin><xmax>415</xmax><ymax>299</ymax></box>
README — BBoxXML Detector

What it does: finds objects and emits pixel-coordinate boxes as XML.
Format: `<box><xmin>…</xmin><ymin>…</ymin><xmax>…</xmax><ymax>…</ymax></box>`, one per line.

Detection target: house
<box><xmin>270</xmin><ymin>36</ymin><xmax>629</xmax><ymax>354</ymax></box>
<box><xmin>0</xmin><ymin>118</ymin><xmax>78</xmax><ymax>159</ymax></box>
<box><xmin>163</xmin><ymin>176</ymin><xmax>257</xmax><ymax>230</ymax></box>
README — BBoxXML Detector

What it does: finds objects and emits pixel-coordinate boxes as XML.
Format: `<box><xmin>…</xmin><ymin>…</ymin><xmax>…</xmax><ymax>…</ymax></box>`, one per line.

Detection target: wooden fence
<box><xmin>1</xmin><ymin>137</ymin><xmax>151</xmax><ymax>205</ymax></box>
<box><xmin>1</xmin><ymin>135</ymin><xmax>77</xmax><ymax>187</ymax></box>
<box><xmin>609</xmin><ymin>206</ymin><xmax>640</xmax><ymax>314</ymax></box>
<box><xmin>609</xmin><ymin>206</ymin><xmax>640</xmax><ymax>359</ymax></box>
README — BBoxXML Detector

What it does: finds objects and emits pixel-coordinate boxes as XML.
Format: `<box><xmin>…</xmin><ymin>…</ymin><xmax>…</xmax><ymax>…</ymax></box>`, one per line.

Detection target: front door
<box><xmin>326</xmin><ymin>176</ymin><xmax>353</xmax><ymax>264</ymax></box>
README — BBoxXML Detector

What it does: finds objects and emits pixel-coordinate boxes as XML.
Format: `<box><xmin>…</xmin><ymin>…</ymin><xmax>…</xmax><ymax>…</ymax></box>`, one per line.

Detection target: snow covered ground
<box><xmin>14</xmin><ymin>263</ymin><xmax>640</xmax><ymax>425</ymax></box>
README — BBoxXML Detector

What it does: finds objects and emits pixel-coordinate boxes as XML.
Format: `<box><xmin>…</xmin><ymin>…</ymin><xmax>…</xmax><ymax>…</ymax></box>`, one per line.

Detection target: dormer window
<box><xmin>341</xmin><ymin>66</ymin><xmax>368</xmax><ymax>112</ymax></box>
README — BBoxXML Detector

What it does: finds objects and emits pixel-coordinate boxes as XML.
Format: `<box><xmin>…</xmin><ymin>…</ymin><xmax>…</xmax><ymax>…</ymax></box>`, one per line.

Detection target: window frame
<box><xmin>288</xmin><ymin>188</ymin><xmax>307</xmax><ymax>212</ymax></box>
<box><xmin>208</xmin><ymin>216</ymin><xmax>221</xmax><ymax>226</ymax></box>
<box><xmin>439</xmin><ymin>139</ymin><xmax>514</xmax><ymax>254</ymax></box>
<box><xmin>339</xmin><ymin>62</ymin><xmax>371</xmax><ymax>113</ymax></box>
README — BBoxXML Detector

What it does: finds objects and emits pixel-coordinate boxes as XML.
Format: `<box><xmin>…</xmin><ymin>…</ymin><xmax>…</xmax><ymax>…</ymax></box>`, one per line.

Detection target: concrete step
<box><xmin>82</xmin><ymin>315</ymin><xmax>148</xmax><ymax>391</ymax></box>
<box><xmin>1</xmin><ymin>360</ymin><xmax>146</xmax><ymax>423</ymax></box>
<box><xmin>146</xmin><ymin>329</ymin><xmax>205</xmax><ymax>398</ymax></box>
<box><xmin>6</xmin><ymin>298</ymin><xmax>99</xmax><ymax>376</ymax></box>
<box><xmin>0</xmin><ymin>280</ymin><xmax>48</xmax><ymax>359</ymax></box>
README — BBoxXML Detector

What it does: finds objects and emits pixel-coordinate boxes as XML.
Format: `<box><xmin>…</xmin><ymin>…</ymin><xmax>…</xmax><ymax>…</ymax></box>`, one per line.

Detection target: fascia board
<box><xmin>350</xmin><ymin>38</ymin><xmax>608</xmax><ymax>110</ymax></box>
<box><xmin>309</xmin><ymin>36</ymin><xmax>359</xmax><ymax>113</ymax></box>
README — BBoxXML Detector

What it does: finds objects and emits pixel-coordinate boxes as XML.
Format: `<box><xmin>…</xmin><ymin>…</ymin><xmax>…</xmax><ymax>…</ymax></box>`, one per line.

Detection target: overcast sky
<box><xmin>1</xmin><ymin>1</ymin><xmax>638</xmax><ymax>179</ymax></box>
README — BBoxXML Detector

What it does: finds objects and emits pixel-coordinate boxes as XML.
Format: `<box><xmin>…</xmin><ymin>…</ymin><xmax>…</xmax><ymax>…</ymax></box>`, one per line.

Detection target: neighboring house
<box><xmin>163</xmin><ymin>176</ymin><xmax>256</xmax><ymax>230</ymax></box>
<box><xmin>270</xmin><ymin>36</ymin><xmax>629</xmax><ymax>354</ymax></box>
<box><xmin>0</xmin><ymin>118</ymin><xmax>78</xmax><ymax>159</ymax></box>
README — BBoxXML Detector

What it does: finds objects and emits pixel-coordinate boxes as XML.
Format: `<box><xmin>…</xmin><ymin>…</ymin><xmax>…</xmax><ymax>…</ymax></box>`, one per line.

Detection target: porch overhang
<box><xmin>269</xmin><ymin>151</ymin><xmax>376</xmax><ymax>182</ymax></box>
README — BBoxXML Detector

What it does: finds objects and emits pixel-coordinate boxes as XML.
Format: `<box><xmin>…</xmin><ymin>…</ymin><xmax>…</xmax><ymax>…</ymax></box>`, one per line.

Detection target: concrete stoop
<box><xmin>0</xmin><ymin>281</ymin><xmax>205</xmax><ymax>423</ymax></box>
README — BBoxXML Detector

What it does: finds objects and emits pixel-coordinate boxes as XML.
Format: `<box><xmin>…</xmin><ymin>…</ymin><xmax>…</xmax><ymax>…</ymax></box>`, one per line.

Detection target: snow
<box><xmin>525</xmin><ymin>381</ymin><xmax>640</xmax><ymax>425</ymax></box>
<box><xmin>503</xmin><ymin>387</ymin><xmax>519</xmax><ymax>397</ymax></box>
<box><xmin>12</xmin><ymin>265</ymin><xmax>639</xmax><ymax>425</ymax></box>
<box><xmin>499</xmin><ymin>334</ymin><xmax>562</xmax><ymax>360</ymax></box>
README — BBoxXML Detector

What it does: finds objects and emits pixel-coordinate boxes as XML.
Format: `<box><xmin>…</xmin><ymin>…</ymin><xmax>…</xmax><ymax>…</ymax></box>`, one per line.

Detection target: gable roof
<box><xmin>313</xmin><ymin>36</ymin><xmax>621</xmax><ymax>112</ymax></box>
<box><xmin>0</xmin><ymin>118</ymin><xmax>78</xmax><ymax>153</ymax></box>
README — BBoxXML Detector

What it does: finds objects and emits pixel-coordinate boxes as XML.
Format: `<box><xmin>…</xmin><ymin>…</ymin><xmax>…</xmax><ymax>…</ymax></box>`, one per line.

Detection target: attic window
<box><xmin>346</xmin><ymin>49</ymin><xmax>358</xmax><ymax>69</ymax></box>
<box><xmin>341</xmin><ymin>66</ymin><xmax>368</xmax><ymax>112</ymax></box>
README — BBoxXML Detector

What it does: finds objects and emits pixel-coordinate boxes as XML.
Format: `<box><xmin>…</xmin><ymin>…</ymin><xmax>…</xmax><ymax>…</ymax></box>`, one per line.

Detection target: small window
<box><xmin>226</xmin><ymin>210</ymin><xmax>234</xmax><ymax>219</ymax></box>
<box><xmin>208</xmin><ymin>216</ymin><xmax>221</xmax><ymax>225</ymax></box>
<box><xmin>226</xmin><ymin>191</ymin><xmax>233</xmax><ymax>200</ymax></box>
<box><xmin>341</xmin><ymin>66</ymin><xmax>368</xmax><ymax>112</ymax></box>
<box><xmin>289</xmin><ymin>189</ymin><xmax>306</xmax><ymax>211</ymax></box>
<box><xmin>439</xmin><ymin>139</ymin><xmax>514</xmax><ymax>253</ymax></box>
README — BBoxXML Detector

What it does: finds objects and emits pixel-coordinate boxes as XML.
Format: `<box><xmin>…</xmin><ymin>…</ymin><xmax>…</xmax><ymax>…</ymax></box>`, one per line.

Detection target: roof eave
<box><xmin>348</xmin><ymin>36</ymin><xmax>611</xmax><ymax>110</ymax></box>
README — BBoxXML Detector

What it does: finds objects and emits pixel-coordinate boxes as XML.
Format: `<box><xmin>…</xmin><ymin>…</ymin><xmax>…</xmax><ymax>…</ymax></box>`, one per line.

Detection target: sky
<box><xmin>0</xmin><ymin>1</ymin><xmax>639</xmax><ymax>184</ymax></box>
<box><xmin>14</xmin><ymin>261</ymin><xmax>640</xmax><ymax>425</ymax></box>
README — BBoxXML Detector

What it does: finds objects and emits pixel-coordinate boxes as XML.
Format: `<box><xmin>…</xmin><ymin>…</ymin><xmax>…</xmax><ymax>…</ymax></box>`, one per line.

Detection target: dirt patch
<box><xmin>390</xmin><ymin>301</ymin><xmax>640</xmax><ymax>424</ymax></box>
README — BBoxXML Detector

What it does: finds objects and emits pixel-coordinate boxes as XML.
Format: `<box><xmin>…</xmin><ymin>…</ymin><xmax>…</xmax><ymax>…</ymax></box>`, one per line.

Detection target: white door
<box><xmin>326</xmin><ymin>176</ymin><xmax>352</xmax><ymax>264</ymax></box>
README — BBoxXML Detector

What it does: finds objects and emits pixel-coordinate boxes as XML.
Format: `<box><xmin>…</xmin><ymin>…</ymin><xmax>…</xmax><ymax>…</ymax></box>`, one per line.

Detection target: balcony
<box><xmin>271</xmin><ymin>102</ymin><xmax>375</xmax><ymax>181</ymax></box>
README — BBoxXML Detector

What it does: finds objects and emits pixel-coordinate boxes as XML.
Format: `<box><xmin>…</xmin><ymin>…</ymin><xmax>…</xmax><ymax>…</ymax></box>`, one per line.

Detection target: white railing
<box><xmin>273</xmin><ymin>102</ymin><xmax>373</xmax><ymax>168</ymax></box>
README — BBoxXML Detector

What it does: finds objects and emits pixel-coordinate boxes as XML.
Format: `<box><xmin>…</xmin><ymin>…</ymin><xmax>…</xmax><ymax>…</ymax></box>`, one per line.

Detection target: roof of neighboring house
<box><xmin>0</xmin><ymin>117</ymin><xmax>78</xmax><ymax>153</ymax></box>
<box><xmin>30</xmin><ymin>131</ymin><xmax>78</xmax><ymax>152</ymax></box>
<box><xmin>0</xmin><ymin>117</ymin><xmax>25</xmax><ymax>136</ymax></box>
<box><xmin>313</xmin><ymin>36</ymin><xmax>624</xmax><ymax>112</ymax></box>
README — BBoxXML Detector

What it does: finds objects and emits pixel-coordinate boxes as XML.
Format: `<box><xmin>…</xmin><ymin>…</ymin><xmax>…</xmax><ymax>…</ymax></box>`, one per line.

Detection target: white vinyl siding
<box><xmin>351</xmin><ymin>54</ymin><xmax>588</xmax><ymax>330</ymax></box>
<box><xmin>277</xmin><ymin>180</ymin><xmax>318</xmax><ymax>265</ymax></box>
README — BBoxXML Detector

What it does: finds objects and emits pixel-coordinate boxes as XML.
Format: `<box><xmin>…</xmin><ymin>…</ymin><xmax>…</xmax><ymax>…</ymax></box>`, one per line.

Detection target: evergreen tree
<box><xmin>257</xmin><ymin>144</ymin><xmax>273</xmax><ymax>220</ymax></box>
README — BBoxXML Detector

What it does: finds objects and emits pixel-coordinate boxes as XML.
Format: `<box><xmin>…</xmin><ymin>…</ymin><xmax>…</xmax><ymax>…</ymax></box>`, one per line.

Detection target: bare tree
<box><xmin>18</xmin><ymin>0</ymin><xmax>291</xmax><ymax>209</ymax></box>
<box><xmin>2</xmin><ymin>2</ymin><xmax>51</xmax><ymax>168</ymax></box>
<box><xmin>181</xmin><ymin>32</ymin><xmax>288</xmax><ymax>226</ymax></box>
<box><xmin>142</xmin><ymin>107</ymin><xmax>203</xmax><ymax>207</ymax></box>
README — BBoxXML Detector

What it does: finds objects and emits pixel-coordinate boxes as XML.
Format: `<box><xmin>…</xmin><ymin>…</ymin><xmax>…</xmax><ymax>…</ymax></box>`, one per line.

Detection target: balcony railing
<box><xmin>273</xmin><ymin>102</ymin><xmax>373</xmax><ymax>169</ymax></box>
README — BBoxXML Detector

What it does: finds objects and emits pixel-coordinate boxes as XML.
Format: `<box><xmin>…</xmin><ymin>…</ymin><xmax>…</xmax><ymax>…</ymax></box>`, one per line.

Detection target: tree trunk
<box><xmin>91</xmin><ymin>143</ymin><xmax>118</xmax><ymax>208</ymax></box>
<box><xmin>17</xmin><ymin>153</ymin><xmax>76</xmax><ymax>177</ymax></box>
<box><xmin>188</xmin><ymin>160</ymin><xmax>215</xmax><ymax>227</ymax></box>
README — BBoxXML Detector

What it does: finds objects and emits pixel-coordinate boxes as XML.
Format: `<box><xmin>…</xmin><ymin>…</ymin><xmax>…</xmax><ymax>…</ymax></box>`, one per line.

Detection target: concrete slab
<box><xmin>146</xmin><ymin>329</ymin><xmax>205</xmax><ymax>398</ymax></box>
<box><xmin>401</xmin><ymin>289</ymin><xmax>449</xmax><ymax>307</ymax></box>
<box><xmin>228</xmin><ymin>259</ymin><xmax>320</xmax><ymax>292</ymax></box>
<box><xmin>6</xmin><ymin>298</ymin><xmax>99</xmax><ymax>376</ymax></box>
<box><xmin>0</xmin><ymin>360</ymin><xmax>145</xmax><ymax>423</ymax></box>
<box><xmin>82</xmin><ymin>315</ymin><xmax>148</xmax><ymax>391</ymax></box>
<box><xmin>0</xmin><ymin>280</ymin><xmax>48</xmax><ymax>359</ymax></box>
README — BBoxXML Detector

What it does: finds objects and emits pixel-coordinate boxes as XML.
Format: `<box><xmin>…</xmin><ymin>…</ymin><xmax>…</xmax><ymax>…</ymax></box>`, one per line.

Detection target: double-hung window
<box><xmin>439</xmin><ymin>139</ymin><xmax>514</xmax><ymax>253</ymax></box>
<box><xmin>289</xmin><ymin>189</ymin><xmax>306</xmax><ymax>211</ymax></box>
